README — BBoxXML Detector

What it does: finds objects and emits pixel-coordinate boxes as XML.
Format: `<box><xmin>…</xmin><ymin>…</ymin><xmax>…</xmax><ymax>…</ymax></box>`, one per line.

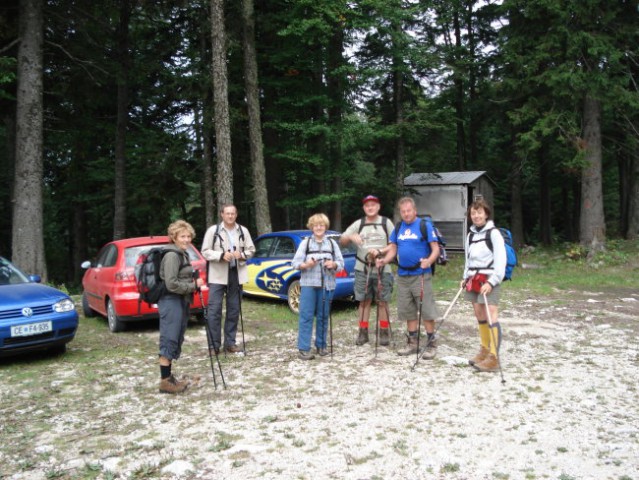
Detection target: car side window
<box><xmin>254</xmin><ymin>238</ymin><xmax>276</xmax><ymax>258</ymax></box>
<box><xmin>96</xmin><ymin>244</ymin><xmax>117</xmax><ymax>267</ymax></box>
<box><xmin>273</xmin><ymin>237</ymin><xmax>295</xmax><ymax>257</ymax></box>
<box><xmin>103</xmin><ymin>245</ymin><xmax>118</xmax><ymax>267</ymax></box>
<box><xmin>186</xmin><ymin>246</ymin><xmax>199</xmax><ymax>262</ymax></box>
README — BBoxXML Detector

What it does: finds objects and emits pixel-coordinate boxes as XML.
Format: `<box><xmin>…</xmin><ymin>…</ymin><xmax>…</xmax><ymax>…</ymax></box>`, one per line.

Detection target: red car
<box><xmin>81</xmin><ymin>236</ymin><xmax>209</xmax><ymax>332</ymax></box>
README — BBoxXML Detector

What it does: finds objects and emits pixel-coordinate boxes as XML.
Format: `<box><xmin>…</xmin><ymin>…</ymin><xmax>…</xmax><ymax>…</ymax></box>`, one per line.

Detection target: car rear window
<box><xmin>124</xmin><ymin>244</ymin><xmax>200</xmax><ymax>267</ymax></box>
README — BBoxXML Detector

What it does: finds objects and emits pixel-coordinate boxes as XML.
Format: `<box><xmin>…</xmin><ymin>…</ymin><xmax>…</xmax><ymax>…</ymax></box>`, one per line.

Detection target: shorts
<box><xmin>464</xmin><ymin>283</ymin><xmax>501</xmax><ymax>305</ymax></box>
<box><xmin>354</xmin><ymin>270</ymin><xmax>393</xmax><ymax>302</ymax></box>
<box><xmin>396</xmin><ymin>274</ymin><xmax>440</xmax><ymax>321</ymax></box>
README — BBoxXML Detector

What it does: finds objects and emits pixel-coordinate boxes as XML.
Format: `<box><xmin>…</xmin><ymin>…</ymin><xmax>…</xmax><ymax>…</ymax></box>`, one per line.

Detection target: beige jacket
<box><xmin>201</xmin><ymin>223</ymin><xmax>255</xmax><ymax>285</ymax></box>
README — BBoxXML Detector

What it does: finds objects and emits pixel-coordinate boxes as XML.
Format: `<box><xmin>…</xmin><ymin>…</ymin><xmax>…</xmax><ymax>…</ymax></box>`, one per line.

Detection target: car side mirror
<box><xmin>81</xmin><ymin>260</ymin><xmax>91</xmax><ymax>269</ymax></box>
<box><xmin>28</xmin><ymin>274</ymin><xmax>42</xmax><ymax>283</ymax></box>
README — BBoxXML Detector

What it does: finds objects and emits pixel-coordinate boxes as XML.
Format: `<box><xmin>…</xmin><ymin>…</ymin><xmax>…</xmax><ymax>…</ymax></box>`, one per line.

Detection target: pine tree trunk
<box><xmin>579</xmin><ymin>95</ymin><xmax>606</xmax><ymax>253</ymax></box>
<box><xmin>210</xmin><ymin>0</ymin><xmax>233</xmax><ymax>207</ymax></box>
<box><xmin>197</xmin><ymin>24</ymin><xmax>216</xmax><ymax>227</ymax></box>
<box><xmin>539</xmin><ymin>150</ymin><xmax>552</xmax><ymax>245</ymax></box>
<box><xmin>453</xmin><ymin>8</ymin><xmax>466</xmax><ymax>170</ymax></box>
<box><xmin>392</xmin><ymin>21</ymin><xmax>405</xmax><ymax>221</ymax></box>
<box><xmin>113</xmin><ymin>0</ymin><xmax>131</xmax><ymax>240</ymax></box>
<box><xmin>509</xmin><ymin>130</ymin><xmax>525</xmax><ymax>248</ymax></box>
<box><xmin>328</xmin><ymin>24</ymin><xmax>344</xmax><ymax>232</ymax></box>
<box><xmin>627</xmin><ymin>152</ymin><xmax>639</xmax><ymax>239</ymax></box>
<box><xmin>12</xmin><ymin>0</ymin><xmax>46</xmax><ymax>279</ymax></box>
<box><xmin>242</xmin><ymin>0</ymin><xmax>271</xmax><ymax>235</ymax></box>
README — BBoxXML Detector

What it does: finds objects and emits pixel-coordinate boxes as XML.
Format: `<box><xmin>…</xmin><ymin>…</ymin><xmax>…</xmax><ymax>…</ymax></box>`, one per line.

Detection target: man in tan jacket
<box><xmin>201</xmin><ymin>204</ymin><xmax>255</xmax><ymax>353</ymax></box>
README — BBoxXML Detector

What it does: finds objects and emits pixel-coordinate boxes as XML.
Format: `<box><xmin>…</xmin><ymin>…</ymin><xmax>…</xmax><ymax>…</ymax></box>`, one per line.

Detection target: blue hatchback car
<box><xmin>0</xmin><ymin>257</ymin><xmax>78</xmax><ymax>357</ymax></box>
<box><xmin>244</xmin><ymin>230</ymin><xmax>356</xmax><ymax>313</ymax></box>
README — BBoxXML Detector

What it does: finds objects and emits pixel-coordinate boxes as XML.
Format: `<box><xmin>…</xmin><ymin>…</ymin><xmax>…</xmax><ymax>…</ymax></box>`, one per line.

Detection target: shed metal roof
<box><xmin>404</xmin><ymin>171</ymin><xmax>494</xmax><ymax>186</ymax></box>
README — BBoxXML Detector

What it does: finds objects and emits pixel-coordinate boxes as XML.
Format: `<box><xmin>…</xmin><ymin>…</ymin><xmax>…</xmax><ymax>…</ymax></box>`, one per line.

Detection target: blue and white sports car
<box><xmin>244</xmin><ymin>230</ymin><xmax>356</xmax><ymax>313</ymax></box>
<box><xmin>0</xmin><ymin>257</ymin><xmax>78</xmax><ymax>357</ymax></box>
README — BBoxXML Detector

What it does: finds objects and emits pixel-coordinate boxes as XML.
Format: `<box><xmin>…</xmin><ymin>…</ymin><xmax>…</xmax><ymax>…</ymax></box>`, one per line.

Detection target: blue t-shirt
<box><xmin>390</xmin><ymin>218</ymin><xmax>438</xmax><ymax>276</ymax></box>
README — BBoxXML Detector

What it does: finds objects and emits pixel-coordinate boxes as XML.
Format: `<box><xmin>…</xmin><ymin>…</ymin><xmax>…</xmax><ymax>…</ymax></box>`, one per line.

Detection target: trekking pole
<box><xmin>482</xmin><ymin>292</ymin><xmax>506</xmax><ymax>384</ymax></box>
<box><xmin>414</xmin><ymin>273</ymin><xmax>425</xmax><ymax>366</ymax></box>
<box><xmin>358</xmin><ymin>259</ymin><xmax>372</xmax><ymax>344</ymax></box>
<box><xmin>319</xmin><ymin>259</ymin><xmax>333</xmax><ymax>359</ymax></box>
<box><xmin>376</xmin><ymin>262</ymin><xmax>394</xmax><ymax>349</ymax></box>
<box><xmin>412</xmin><ymin>284</ymin><xmax>465</xmax><ymax>371</ymax></box>
<box><xmin>195</xmin><ymin>271</ymin><xmax>226</xmax><ymax>389</ymax></box>
<box><xmin>233</xmin><ymin>247</ymin><xmax>246</xmax><ymax>355</ymax></box>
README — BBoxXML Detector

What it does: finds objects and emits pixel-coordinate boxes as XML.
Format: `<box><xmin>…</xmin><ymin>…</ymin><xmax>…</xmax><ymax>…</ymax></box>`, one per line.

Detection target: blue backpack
<box><xmin>483</xmin><ymin>227</ymin><xmax>517</xmax><ymax>280</ymax></box>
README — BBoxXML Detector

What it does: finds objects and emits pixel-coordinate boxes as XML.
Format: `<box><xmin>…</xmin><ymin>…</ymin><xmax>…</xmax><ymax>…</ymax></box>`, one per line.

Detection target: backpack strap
<box><xmin>467</xmin><ymin>228</ymin><xmax>496</xmax><ymax>270</ymax></box>
<box><xmin>357</xmin><ymin>217</ymin><xmax>367</xmax><ymax>235</ymax></box>
<box><xmin>213</xmin><ymin>223</ymin><xmax>246</xmax><ymax>254</ymax></box>
<box><xmin>305</xmin><ymin>237</ymin><xmax>336</xmax><ymax>260</ymax></box>
<box><xmin>212</xmin><ymin>223</ymin><xmax>223</xmax><ymax>250</ymax></box>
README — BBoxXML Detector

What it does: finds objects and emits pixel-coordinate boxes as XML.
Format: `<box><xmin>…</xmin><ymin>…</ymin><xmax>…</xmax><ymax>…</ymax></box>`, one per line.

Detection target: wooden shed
<box><xmin>404</xmin><ymin>171</ymin><xmax>495</xmax><ymax>250</ymax></box>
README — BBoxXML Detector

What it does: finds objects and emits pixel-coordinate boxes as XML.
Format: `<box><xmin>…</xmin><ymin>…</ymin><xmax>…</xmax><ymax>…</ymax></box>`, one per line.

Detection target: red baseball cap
<box><xmin>362</xmin><ymin>195</ymin><xmax>380</xmax><ymax>204</ymax></box>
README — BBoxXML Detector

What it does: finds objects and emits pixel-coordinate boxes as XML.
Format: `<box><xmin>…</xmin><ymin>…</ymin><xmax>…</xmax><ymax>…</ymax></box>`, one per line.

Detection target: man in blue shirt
<box><xmin>377</xmin><ymin>197</ymin><xmax>441</xmax><ymax>359</ymax></box>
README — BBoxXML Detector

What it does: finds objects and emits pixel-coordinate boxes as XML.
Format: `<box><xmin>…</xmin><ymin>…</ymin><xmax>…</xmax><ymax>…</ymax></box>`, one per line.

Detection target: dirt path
<box><xmin>1</xmin><ymin>288</ymin><xmax>638</xmax><ymax>479</ymax></box>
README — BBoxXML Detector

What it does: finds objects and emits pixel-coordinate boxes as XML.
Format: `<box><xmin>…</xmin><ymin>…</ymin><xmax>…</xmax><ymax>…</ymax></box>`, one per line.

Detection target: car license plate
<box><xmin>11</xmin><ymin>321</ymin><xmax>53</xmax><ymax>337</ymax></box>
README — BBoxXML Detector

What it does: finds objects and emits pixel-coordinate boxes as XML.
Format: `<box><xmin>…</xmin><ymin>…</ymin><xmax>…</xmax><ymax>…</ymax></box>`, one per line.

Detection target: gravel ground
<box><xmin>1</xmin><ymin>287</ymin><xmax>638</xmax><ymax>480</ymax></box>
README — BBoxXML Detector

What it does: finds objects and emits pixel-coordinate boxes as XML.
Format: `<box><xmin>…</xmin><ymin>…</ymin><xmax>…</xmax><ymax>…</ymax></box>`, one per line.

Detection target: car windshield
<box><xmin>0</xmin><ymin>258</ymin><xmax>30</xmax><ymax>285</ymax></box>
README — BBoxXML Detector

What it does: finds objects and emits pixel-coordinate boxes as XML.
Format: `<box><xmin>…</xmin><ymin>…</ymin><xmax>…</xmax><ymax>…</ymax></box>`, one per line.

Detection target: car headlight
<box><xmin>53</xmin><ymin>298</ymin><xmax>76</xmax><ymax>313</ymax></box>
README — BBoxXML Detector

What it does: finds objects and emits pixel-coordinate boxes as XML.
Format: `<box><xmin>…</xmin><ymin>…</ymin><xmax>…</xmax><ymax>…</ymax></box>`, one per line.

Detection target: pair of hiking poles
<box><xmin>410</xmin><ymin>275</ymin><xmax>505</xmax><ymax>384</ymax></box>
<box><xmin>196</xmin><ymin>285</ymin><xmax>226</xmax><ymax>390</ymax></box>
<box><xmin>359</xmin><ymin>258</ymin><xmax>393</xmax><ymax>358</ymax></box>
<box><xmin>318</xmin><ymin>258</ymin><xmax>334</xmax><ymax>359</ymax></box>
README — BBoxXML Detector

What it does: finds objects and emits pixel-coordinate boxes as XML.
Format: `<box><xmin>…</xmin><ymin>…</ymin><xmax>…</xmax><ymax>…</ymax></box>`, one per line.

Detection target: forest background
<box><xmin>0</xmin><ymin>0</ymin><xmax>638</xmax><ymax>288</ymax></box>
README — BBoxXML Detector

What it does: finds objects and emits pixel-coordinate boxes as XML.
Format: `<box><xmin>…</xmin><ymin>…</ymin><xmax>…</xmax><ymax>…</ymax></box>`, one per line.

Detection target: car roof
<box><xmin>257</xmin><ymin>230</ymin><xmax>342</xmax><ymax>239</ymax></box>
<box><xmin>104</xmin><ymin>236</ymin><xmax>170</xmax><ymax>248</ymax></box>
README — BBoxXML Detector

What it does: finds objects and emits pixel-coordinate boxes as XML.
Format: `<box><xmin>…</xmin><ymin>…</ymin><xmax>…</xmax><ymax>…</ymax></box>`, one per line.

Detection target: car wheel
<box><xmin>82</xmin><ymin>292</ymin><xmax>96</xmax><ymax>318</ymax></box>
<box><xmin>107</xmin><ymin>299</ymin><xmax>125</xmax><ymax>333</ymax></box>
<box><xmin>287</xmin><ymin>280</ymin><xmax>301</xmax><ymax>314</ymax></box>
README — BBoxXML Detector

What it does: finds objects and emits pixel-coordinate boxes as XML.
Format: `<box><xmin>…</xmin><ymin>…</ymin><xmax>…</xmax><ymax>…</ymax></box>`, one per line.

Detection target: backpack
<box><xmin>356</xmin><ymin>216</ymin><xmax>391</xmax><ymax>266</ymax></box>
<box><xmin>393</xmin><ymin>216</ymin><xmax>448</xmax><ymax>275</ymax></box>
<box><xmin>211</xmin><ymin>223</ymin><xmax>246</xmax><ymax>252</ymax></box>
<box><xmin>469</xmin><ymin>227</ymin><xmax>517</xmax><ymax>281</ymax></box>
<box><xmin>304</xmin><ymin>236</ymin><xmax>337</xmax><ymax>260</ymax></box>
<box><xmin>357</xmin><ymin>216</ymin><xmax>391</xmax><ymax>240</ymax></box>
<box><xmin>134</xmin><ymin>248</ymin><xmax>184</xmax><ymax>308</ymax></box>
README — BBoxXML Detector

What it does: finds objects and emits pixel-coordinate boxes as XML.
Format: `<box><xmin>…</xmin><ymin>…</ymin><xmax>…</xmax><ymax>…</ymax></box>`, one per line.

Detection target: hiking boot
<box><xmin>379</xmin><ymin>328</ymin><xmax>390</xmax><ymax>346</ymax></box>
<box><xmin>355</xmin><ymin>328</ymin><xmax>369</xmax><ymax>346</ymax></box>
<box><xmin>225</xmin><ymin>344</ymin><xmax>242</xmax><ymax>354</ymax></box>
<box><xmin>317</xmin><ymin>347</ymin><xmax>329</xmax><ymax>357</ymax></box>
<box><xmin>397</xmin><ymin>334</ymin><xmax>418</xmax><ymax>356</ymax></box>
<box><xmin>421</xmin><ymin>338</ymin><xmax>437</xmax><ymax>360</ymax></box>
<box><xmin>473</xmin><ymin>353</ymin><xmax>499</xmax><ymax>372</ymax></box>
<box><xmin>159</xmin><ymin>375</ymin><xmax>188</xmax><ymax>394</ymax></box>
<box><xmin>468</xmin><ymin>346</ymin><xmax>489</xmax><ymax>366</ymax></box>
<box><xmin>298</xmin><ymin>350</ymin><xmax>315</xmax><ymax>361</ymax></box>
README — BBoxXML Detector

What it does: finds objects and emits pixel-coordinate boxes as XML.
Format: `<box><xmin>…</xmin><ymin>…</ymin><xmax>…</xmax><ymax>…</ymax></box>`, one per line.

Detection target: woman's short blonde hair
<box><xmin>167</xmin><ymin>219</ymin><xmax>196</xmax><ymax>243</ymax></box>
<box><xmin>307</xmin><ymin>213</ymin><xmax>330</xmax><ymax>230</ymax></box>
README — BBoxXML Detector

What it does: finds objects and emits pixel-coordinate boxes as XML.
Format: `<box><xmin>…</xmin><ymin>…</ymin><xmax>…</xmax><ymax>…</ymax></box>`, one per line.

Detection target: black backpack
<box><xmin>393</xmin><ymin>216</ymin><xmax>448</xmax><ymax>275</ymax></box>
<box><xmin>304</xmin><ymin>236</ymin><xmax>337</xmax><ymax>260</ymax></box>
<box><xmin>134</xmin><ymin>248</ymin><xmax>184</xmax><ymax>308</ymax></box>
<box><xmin>211</xmin><ymin>223</ymin><xmax>246</xmax><ymax>252</ymax></box>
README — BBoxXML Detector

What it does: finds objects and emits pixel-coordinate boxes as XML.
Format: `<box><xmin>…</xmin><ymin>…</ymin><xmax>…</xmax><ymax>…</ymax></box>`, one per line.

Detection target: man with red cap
<box><xmin>340</xmin><ymin>195</ymin><xmax>394</xmax><ymax>346</ymax></box>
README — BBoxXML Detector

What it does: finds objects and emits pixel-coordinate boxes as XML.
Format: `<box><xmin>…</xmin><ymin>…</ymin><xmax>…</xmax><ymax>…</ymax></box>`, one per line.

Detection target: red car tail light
<box><xmin>335</xmin><ymin>269</ymin><xmax>348</xmax><ymax>278</ymax></box>
<box><xmin>115</xmin><ymin>270</ymin><xmax>133</xmax><ymax>281</ymax></box>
